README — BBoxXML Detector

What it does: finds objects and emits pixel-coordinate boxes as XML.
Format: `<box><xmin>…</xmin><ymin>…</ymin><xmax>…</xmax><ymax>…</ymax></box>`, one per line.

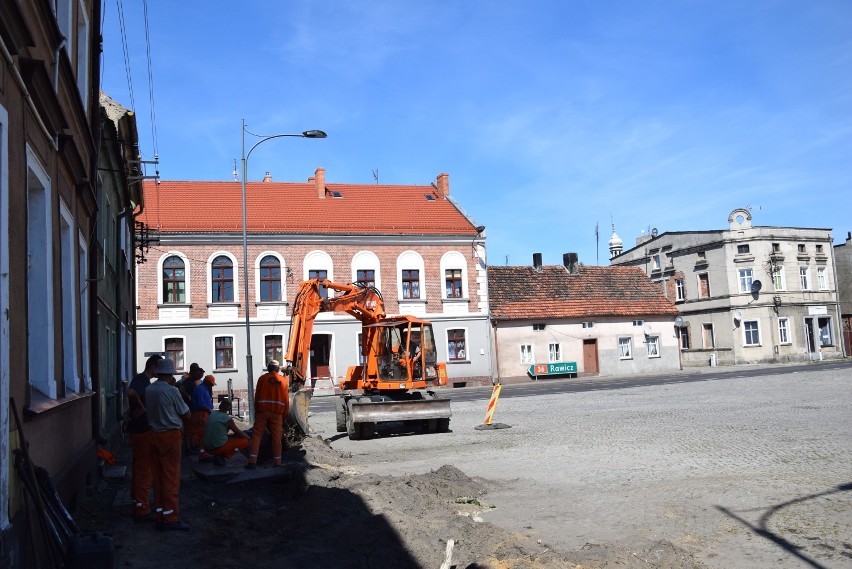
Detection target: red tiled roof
<box><xmin>138</xmin><ymin>179</ymin><xmax>477</xmax><ymax>235</ymax></box>
<box><xmin>488</xmin><ymin>265</ymin><xmax>679</xmax><ymax>320</ymax></box>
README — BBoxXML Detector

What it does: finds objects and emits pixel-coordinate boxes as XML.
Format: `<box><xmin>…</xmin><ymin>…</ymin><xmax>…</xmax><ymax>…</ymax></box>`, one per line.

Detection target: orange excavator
<box><xmin>285</xmin><ymin>278</ymin><xmax>451</xmax><ymax>440</ymax></box>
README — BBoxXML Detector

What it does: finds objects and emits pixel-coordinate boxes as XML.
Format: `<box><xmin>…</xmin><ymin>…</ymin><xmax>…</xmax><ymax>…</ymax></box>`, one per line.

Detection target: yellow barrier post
<box><xmin>475</xmin><ymin>383</ymin><xmax>511</xmax><ymax>430</ymax></box>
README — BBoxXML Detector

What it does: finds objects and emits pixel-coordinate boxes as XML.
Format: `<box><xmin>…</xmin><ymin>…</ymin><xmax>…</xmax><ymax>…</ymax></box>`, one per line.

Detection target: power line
<box><xmin>115</xmin><ymin>0</ymin><xmax>136</xmax><ymax>111</ymax></box>
<box><xmin>141</xmin><ymin>0</ymin><xmax>159</xmax><ymax>158</ymax></box>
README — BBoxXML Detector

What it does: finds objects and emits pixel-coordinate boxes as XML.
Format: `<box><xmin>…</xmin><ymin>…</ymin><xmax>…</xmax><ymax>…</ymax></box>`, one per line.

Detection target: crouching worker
<box><xmin>201</xmin><ymin>398</ymin><xmax>249</xmax><ymax>467</ymax></box>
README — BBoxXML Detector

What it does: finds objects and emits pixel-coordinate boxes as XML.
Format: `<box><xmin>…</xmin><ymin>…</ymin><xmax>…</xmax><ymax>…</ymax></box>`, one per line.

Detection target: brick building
<box><xmin>135</xmin><ymin>169</ymin><xmax>490</xmax><ymax>404</ymax></box>
<box><xmin>1</xmin><ymin>0</ymin><xmax>104</xmax><ymax>564</ymax></box>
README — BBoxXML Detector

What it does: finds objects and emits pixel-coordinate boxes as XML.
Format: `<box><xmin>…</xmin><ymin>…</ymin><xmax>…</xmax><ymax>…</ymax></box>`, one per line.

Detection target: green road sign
<box><xmin>528</xmin><ymin>362</ymin><xmax>578</xmax><ymax>376</ymax></box>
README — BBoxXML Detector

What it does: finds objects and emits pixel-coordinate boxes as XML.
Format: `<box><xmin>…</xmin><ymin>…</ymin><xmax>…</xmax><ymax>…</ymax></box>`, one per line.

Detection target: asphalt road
<box><xmin>308</xmin><ymin>359</ymin><xmax>852</xmax><ymax>413</ymax></box>
<box><xmin>309</xmin><ymin>361</ymin><xmax>852</xmax><ymax>569</ymax></box>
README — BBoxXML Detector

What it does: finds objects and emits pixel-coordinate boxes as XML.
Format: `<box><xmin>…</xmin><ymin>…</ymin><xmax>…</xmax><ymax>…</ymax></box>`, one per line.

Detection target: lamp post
<box><xmin>240</xmin><ymin>119</ymin><xmax>326</xmax><ymax>422</ymax></box>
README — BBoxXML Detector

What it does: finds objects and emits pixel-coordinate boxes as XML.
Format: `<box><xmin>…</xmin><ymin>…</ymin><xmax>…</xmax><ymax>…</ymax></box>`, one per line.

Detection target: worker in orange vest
<box><xmin>245</xmin><ymin>360</ymin><xmax>290</xmax><ymax>469</ymax></box>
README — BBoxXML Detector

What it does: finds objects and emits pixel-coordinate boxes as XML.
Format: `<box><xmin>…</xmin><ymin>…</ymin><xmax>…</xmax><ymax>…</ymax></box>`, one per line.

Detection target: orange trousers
<box><xmin>149</xmin><ymin>429</ymin><xmax>182</xmax><ymax>524</ymax></box>
<box><xmin>129</xmin><ymin>431</ymin><xmax>153</xmax><ymax>517</ymax></box>
<box><xmin>248</xmin><ymin>411</ymin><xmax>284</xmax><ymax>465</ymax></box>
<box><xmin>190</xmin><ymin>409</ymin><xmax>211</xmax><ymax>447</ymax></box>
<box><xmin>208</xmin><ymin>437</ymin><xmax>249</xmax><ymax>458</ymax></box>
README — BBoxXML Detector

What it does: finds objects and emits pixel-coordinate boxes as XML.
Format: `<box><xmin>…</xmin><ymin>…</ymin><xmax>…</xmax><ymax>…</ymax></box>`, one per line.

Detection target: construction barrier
<box><xmin>475</xmin><ymin>383</ymin><xmax>511</xmax><ymax>430</ymax></box>
<box><xmin>483</xmin><ymin>384</ymin><xmax>501</xmax><ymax>425</ymax></box>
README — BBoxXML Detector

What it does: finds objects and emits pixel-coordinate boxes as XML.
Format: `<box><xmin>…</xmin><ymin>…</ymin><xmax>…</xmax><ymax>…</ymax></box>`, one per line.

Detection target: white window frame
<box><xmin>618</xmin><ymin>337</ymin><xmax>632</xmax><ymax>360</ymax></box>
<box><xmin>1</xmin><ymin>103</ymin><xmax>11</xmax><ymax>529</ymax></box>
<box><xmin>255</xmin><ymin>251</ymin><xmax>285</xmax><ymax>303</ymax></box>
<box><xmin>646</xmin><ymin>336</ymin><xmax>660</xmax><ymax>358</ymax></box>
<box><xmin>778</xmin><ymin>317</ymin><xmax>791</xmax><ymax>345</ymax></box>
<box><xmin>817</xmin><ymin>267</ymin><xmax>828</xmax><ymax>290</ymax></box>
<box><xmin>772</xmin><ymin>266</ymin><xmax>786</xmax><ymax>291</ymax></box>
<box><xmin>439</xmin><ymin>251</ymin><xmax>467</xmax><ymax>300</ymax></box>
<box><xmin>799</xmin><ymin>266</ymin><xmax>810</xmax><ymax>290</ymax></box>
<box><xmin>652</xmin><ymin>254</ymin><xmax>661</xmax><ymax>271</ymax></box>
<box><xmin>520</xmin><ymin>344</ymin><xmax>534</xmax><ymax>364</ymax></box>
<box><xmin>59</xmin><ymin>201</ymin><xmax>79</xmax><ymax>392</ymax></box>
<box><xmin>26</xmin><ymin>145</ymin><xmax>56</xmax><ymax>398</ymax></box>
<box><xmin>213</xmin><ymin>334</ymin><xmax>236</xmax><ymax>371</ymax></box>
<box><xmin>548</xmin><ymin>342</ymin><xmax>560</xmax><ymax>362</ymax></box>
<box><xmin>351</xmin><ymin>250</ymin><xmax>381</xmax><ymax>291</ymax></box>
<box><xmin>158</xmin><ymin>251</ymin><xmax>191</xmax><ymax>304</ymax></box>
<box><xmin>396</xmin><ymin>250</ymin><xmax>425</xmax><ymax>301</ymax></box>
<box><xmin>446</xmin><ymin>328</ymin><xmax>468</xmax><ymax>361</ymax></box>
<box><xmin>743</xmin><ymin>320</ymin><xmax>761</xmax><ymax>346</ymax></box>
<box><xmin>303</xmin><ymin>250</ymin><xmax>334</xmax><ymax>283</ymax></box>
<box><xmin>675</xmin><ymin>278</ymin><xmax>685</xmax><ymax>301</ymax></box>
<box><xmin>738</xmin><ymin>268</ymin><xmax>754</xmax><ymax>293</ymax></box>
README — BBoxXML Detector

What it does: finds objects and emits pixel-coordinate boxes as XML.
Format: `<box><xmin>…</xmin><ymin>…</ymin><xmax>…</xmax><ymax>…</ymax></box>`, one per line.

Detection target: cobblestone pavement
<box><xmin>315</xmin><ymin>366</ymin><xmax>852</xmax><ymax>568</ymax></box>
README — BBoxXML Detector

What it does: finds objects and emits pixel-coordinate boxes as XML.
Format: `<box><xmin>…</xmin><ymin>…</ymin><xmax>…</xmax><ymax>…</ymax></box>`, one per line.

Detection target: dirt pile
<box><xmin>77</xmin><ymin>436</ymin><xmax>707</xmax><ymax>568</ymax></box>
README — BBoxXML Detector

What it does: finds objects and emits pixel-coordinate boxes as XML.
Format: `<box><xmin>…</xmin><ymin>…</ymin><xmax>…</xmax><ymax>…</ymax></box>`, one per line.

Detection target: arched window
<box><xmin>259</xmin><ymin>255</ymin><xmax>281</xmax><ymax>301</ymax></box>
<box><xmin>163</xmin><ymin>255</ymin><xmax>186</xmax><ymax>303</ymax></box>
<box><xmin>211</xmin><ymin>255</ymin><xmax>234</xmax><ymax>302</ymax></box>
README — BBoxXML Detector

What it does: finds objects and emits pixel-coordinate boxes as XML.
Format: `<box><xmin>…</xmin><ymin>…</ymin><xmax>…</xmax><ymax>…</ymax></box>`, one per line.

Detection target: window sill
<box><xmin>256</xmin><ymin>301</ymin><xmax>288</xmax><ymax>306</ymax></box>
<box><xmin>213</xmin><ymin>368</ymin><xmax>238</xmax><ymax>374</ymax></box>
<box><xmin>447</xmin><ymin>359</ymin><xmax>470</xmax><ymax>365</ymax></box>
<box><xmin>207</xmin><ymin>302</ymin><xmax>239</xmax><ymax>308</ymax></box>
<box><xmin>26</xmin><ymin>388</ymin><xmax>96</xmax><ymax>417</ymax></box>
<box><xmin>442</xmin><ymin>297</ymin><xmax>469</xmax><ymax>303</ymax></box>
<box><xmin>158</xmin><ymin>303</ymin><xmax>192</xmax><ymax>308</ymax></box>
<box><xmin>399</xmin><ymin>299</ymin><xmax>427</xmax><ymax>303</ymax></box>
<box><xmin>733</xmin><ymin>254</ymin><xmax>755</xmax><ymax>263</ymax></box>
<box><xmin>743</xmin><ymin>344</ymin><xmax>761</xmax><ymax>348</ymax></box>
<box><xmin>619</xmin><ymin>357</ymin><xmax>633</xmax><ymax>361</ymax></box>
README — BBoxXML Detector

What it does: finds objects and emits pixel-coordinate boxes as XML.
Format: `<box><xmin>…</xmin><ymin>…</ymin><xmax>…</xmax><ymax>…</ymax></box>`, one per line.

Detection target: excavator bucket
<box><xmin>287</xmin><ymin>387</ymin><xmax>312</xmax><ymax>435</ymax></box>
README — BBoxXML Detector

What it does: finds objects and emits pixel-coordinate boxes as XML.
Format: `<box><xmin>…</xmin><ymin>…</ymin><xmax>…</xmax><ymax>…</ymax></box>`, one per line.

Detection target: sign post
<box><xmin>528</xmin><ymin>361</ymin><xmax>578</xmax><ymax>380</ymax></box>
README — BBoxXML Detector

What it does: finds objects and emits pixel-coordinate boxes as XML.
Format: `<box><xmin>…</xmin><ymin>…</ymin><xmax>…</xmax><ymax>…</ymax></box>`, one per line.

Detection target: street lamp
<box><xmin>241</xmin><ymin>119</ymin><xmax>326</xmax><ymax>422</ymax></box>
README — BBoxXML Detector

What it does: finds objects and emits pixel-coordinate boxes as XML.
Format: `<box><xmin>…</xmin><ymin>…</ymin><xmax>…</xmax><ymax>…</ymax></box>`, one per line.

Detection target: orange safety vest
<box><xmin>254</xmin><ymin>372</ymin><xmax>289</xmax><ymax>415</ymax></box>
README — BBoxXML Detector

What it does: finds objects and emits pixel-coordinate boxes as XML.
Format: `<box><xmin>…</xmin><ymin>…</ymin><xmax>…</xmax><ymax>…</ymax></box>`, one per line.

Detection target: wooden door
<box><xmin>582</xmin><ymin>339</ymin><xmax>598</xmax><ymax>375</ymax></box>
<box><xmin>309</xmin><ymin>334</ymin><xmax>331</xmax><ymax>379</ymax></box>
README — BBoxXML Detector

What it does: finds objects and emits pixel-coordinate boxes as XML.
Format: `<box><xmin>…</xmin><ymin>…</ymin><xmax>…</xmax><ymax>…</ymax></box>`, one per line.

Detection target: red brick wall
<box><xmin>137</xmin><ymin>242</ymin><xmax>481</xmax><ymax>320</ymax></box>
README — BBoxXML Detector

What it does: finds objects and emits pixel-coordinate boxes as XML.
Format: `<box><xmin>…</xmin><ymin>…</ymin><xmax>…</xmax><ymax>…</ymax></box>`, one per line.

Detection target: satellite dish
<box><xmin>674</xmin><ymin>316</ymin><xmax>684</xmax><ymax>328</ymax></box>
<box><xmin>643</xmin><ymin>323</ymin><xmax>654</xmax><ymax>335</ymax></box>
<box><xmin>651</xmin><ymin>228</ymin><xmax>658</xmax><ymax>237</ymax></box>
<box><xmin>751</xmin><ymin>280</ymin><xmax>762</xmax><ymax>293</ymax></box>
<box><xmin>733</xmin><ymin>310</ymin><xmax>743</xmax><ymax>321</ymax></box>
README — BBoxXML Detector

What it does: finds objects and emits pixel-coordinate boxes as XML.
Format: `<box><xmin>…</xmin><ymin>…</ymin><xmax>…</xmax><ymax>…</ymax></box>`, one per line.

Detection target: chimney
<box><xmin>563</xmin><ymin>252</ymin><xmax>579</xmax><ymax>275</ymax></box>
<box><xmin>262</xmin><ymin>172</ymin><xmax>272</xmax><ymax>182</ymax></box>
<box><xmin>532</xmin><ymin>253</ymin><xmax>542</xmax><ymax>271</ymax></box>
<box><xmin>435</xmin><ymin>173</ymin><xmax>449</xmax><ymax>197</ymax></box>
<box><xmin>314</xmin><ymin>167</ymin><xmax>325</xmax><ymax>199</ymax></box>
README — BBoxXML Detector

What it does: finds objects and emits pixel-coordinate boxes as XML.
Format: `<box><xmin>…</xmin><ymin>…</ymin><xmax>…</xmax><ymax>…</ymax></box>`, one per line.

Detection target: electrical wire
<box><xmin>141</xmin><ymin>0</ymin><xmax>159</xmax><ymax>159</ymax></box>
<box><xmin>115</xmin><ymin>0</ymin><xmax>136</xmax><ymax>111</ymax></box>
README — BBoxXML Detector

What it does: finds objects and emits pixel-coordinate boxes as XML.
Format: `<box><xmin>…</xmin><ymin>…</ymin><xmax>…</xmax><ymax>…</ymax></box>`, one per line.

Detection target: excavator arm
<box><xmin>284</xmin><ymin>279</ymin><xmax>386</xmax><ymax>388</ymax></box>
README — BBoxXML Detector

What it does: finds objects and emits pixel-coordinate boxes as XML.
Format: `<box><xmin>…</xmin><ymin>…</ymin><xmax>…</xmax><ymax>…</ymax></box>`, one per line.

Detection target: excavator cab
<box><xmin>375</xmin><ymin>321</ymin><xmax>439</xmax><ymax>383</ymax></box>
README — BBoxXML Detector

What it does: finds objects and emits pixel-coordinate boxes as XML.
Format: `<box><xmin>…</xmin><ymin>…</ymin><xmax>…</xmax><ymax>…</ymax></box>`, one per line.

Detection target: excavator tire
<box><xmin>335</xmin><ymin>397</ymin><xmax>347</xmax><ymax>433</ymax></box>
<box><xmin>346</xmin><ymin>399</ymin><xmax>360</xmax><ymax>440</ymax></box>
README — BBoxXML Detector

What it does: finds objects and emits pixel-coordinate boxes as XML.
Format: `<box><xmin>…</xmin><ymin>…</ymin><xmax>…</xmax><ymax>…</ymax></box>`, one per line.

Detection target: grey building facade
<box><xmin>611</xmin><ymin>208</ymin><xmax>843</xmax><ymax>367</ymax></box>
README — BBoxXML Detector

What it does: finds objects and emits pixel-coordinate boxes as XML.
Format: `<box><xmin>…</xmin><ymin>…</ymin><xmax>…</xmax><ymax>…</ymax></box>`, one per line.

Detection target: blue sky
<box><xmin>100</xmin><ymin>1</ymin><xmax>852</xmax><ymax>267</ymax></box>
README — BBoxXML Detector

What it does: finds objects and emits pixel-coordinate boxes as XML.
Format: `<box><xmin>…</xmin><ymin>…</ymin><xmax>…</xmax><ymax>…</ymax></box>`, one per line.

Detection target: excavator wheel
<box><xmin>346</xmin><ymin>399</ymin><xmax>360</xmax><ymax>440</ymax></box>
<box><xmin>335</xmin><ymin>398</ymin><xmax>347</xmax><ymax>433</ymax></box>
